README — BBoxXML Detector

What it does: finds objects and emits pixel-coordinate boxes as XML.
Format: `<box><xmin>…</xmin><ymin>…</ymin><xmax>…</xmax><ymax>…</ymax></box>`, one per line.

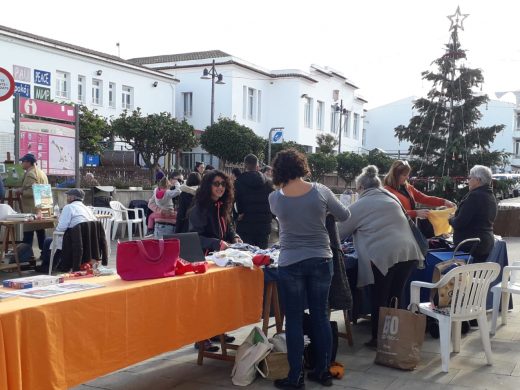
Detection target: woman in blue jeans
<box><xmin>269</xmin><ymin>149</ymin><xmax>350</xmax><ymax>389</ymax></box>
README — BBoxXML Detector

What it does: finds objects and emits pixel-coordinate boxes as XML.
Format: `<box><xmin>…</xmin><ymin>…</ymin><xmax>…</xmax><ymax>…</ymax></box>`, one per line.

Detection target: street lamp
<box><xmin>201</xmin><ymin>59</ymin><xmax>225</xmax><ymax>125</ymax></box>
<box><xmin>335</xmin><ymin>99</ymin><xmax>348</xmax><ymax>153</ymax></box>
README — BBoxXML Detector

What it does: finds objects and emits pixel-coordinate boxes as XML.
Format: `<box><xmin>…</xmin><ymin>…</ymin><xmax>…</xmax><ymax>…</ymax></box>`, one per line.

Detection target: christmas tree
<box><xmin>395</xmin><ymin>7</ymin><xmax>505</xmax><ymax>177</ymax></box>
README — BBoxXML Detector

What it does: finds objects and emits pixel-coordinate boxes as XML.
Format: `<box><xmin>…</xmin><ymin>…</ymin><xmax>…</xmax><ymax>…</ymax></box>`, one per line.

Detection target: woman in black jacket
<box><xmin>175</xmin><ymin>172</ymin><xmax>201</xmax><ymax>233</ymax></box>
<box><xmin>189</xmin><ymin>170</ymin><xmax>242</xmax><ymax>252</ymax></box>
<box><xmin>450</xmin><ymin>165</ymin><xmax>497</xmax><ymax>262</ymax></box>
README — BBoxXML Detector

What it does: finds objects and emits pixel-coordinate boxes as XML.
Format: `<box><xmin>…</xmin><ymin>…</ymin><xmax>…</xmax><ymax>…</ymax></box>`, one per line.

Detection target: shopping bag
<box><xmin>231</xmin><ymin>327</ymin><xmax>272</xmax><ymax>386</ymax></box>
<box><xmin>375</xmin><ymin>298</ymin><xmax>426</xmax><ymax>370</ymax></box>
<box><xmin>430</xmin><ymin>259</ymin><xmax>466</xmax><ymax>307</ymax></box>
<box><xmin>258</xmin><ymin>351</ymin><xmax>289</xmax><ymax>381</ymax></box>
<box><xmin>116</xmin><ymin>238</ymin><xmax>179</xmax><ymax>281</ymax></box>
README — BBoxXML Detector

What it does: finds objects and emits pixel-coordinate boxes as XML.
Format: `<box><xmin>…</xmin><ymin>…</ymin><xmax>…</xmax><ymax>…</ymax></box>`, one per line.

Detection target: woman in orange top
<box><xmin>383</xmin><ymin>160</ymin><xmax>455</xmax><ymax>219</ymax></box>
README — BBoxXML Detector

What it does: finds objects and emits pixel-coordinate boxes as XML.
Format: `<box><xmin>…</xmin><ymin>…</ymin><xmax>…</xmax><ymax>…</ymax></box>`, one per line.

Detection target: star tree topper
<box><xmin>447</xmin><ymin>6</ymin><xmax>469</xmax><ymax>31</ymax></box>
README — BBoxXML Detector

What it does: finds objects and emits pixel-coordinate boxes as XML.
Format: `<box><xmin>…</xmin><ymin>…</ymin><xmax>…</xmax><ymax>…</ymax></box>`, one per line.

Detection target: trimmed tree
<box><xmin>78</xmin><ymin>105</ymin><xmax>112</xmax><ymax>155</ymax></box>
<box><xmin>394</xmin><ymin>8</ymin><xmax>505</xmax><ymax>177</ymax></box>
<box><xmin>200</xmin><ymin>118</ymin><xmax>265</xmax><ymax>164</ymax></box>
<box><xmin>316</xmin><ymin>133</ymin><xmax>338</xmax><ymax>155</ymax></box>
<box><xmin>366</xmin><ymin>148</ymin><xmax>394</xmax><ymax>174</ymax></box>
<box><xmin>111</xmin><ymin>108</ymin><xmax>197</xmax><ymax>182</ymax></box>
<box><xmin>265</xmin><ymin>140</ymin><xmax>306</xmax><ymax>164</ymax></box>
<box><xmin>308</xmin><ymin>153</ymin><xmax>337</xmax><ymax>182</ymax></box>
<box><xmin>337</xmin><ymin>151</ymin><xmax>368</xmax><ymax>187</ymax></box>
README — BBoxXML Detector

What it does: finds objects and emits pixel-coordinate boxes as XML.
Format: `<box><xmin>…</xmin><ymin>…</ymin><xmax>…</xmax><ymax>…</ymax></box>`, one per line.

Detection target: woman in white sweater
<box><xmin>338</xmin><ymin>165</ymin><xmax>423</xmax><ymax>349</ymax></box>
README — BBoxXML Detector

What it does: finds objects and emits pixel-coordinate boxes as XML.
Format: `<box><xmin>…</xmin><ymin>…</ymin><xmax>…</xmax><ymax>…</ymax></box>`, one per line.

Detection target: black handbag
<box><xmin>380</xmin><ymin>189</ymin><xmax>428</xmax><ymax>256</ymax></box>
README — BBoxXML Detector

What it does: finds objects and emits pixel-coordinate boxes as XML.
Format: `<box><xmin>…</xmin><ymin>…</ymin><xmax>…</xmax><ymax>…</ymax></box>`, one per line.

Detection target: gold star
<box><xmin>447</xmin><ymin>6</ymin><xmax>469</xmax><ymax>31</ymax></box>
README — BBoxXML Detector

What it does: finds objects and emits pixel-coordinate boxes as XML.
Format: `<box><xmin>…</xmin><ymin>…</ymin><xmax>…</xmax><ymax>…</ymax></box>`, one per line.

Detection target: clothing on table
<box><xmin>384</xmin><ymin>183</ymin><xmax>445</xmax><ymax>219</ymax></box>
<box><xmin>337</xmin><ymin>187</ymin><xmax>424</xmax><ymax>287</ymax></box>
<box><xmin>175</xmin><ymin>185</ymin><xmax>197</xmax><ymax>233</ymax></box>
<box><xmin>269</xmin><ymin>183</ymin><xmax>350</xmax><ymax>267</ymax></box>
<box><xmin>449</xmin><ymin>185</ymin><xmax>497</xmax><ymax>261</ymax></box>
<box><xmin>234</xmin><ymin>171</ymin><xmax>274</xmax><ymax>249</ymax></box>
<box><xmin>189</xmin><ymin>201</ymin><xmax>239</xmax><ymax>252</ymax></box>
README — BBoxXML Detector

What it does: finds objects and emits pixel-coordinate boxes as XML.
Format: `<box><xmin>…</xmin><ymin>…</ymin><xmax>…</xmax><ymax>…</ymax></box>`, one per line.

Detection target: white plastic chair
<box><xmin>410</xmin><ymin>262</ymin><xmax>500</xmax><ymax>372</ymax></box>
<box><xmin>490</xmin><ymin>261</ymin><xmax>520</xmax><ymax>335</ymax></box>
<box><xmin>109</xmin><ymin>201</ymin><xmax>144</xmax><ymax>241</ymax></box>
<box><xmin>91</xmin><ymin>207</ymin><xmax>116</xmax><ymax>256</ymax></box>
<box><xmin>49</xmin><ymin>231</ymin><xmax>64</xmax><ymax>275</ymax></box>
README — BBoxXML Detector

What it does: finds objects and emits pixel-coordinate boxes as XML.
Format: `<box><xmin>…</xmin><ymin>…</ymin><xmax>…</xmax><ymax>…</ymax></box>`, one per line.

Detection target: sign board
<box><xmin>19</xmin><ymin>118</ymin><xmax>76</xmax><ymax>176</ymax></box>
<box><xmin>19</xmin><ymin>98</ymin><xmax>76</xmax><ymax>122</ymax></box>
<box><xmin>14</xmin><ymin>82</ymin><xmax>31</xmax><ymax>98</ymax></box>
<box><xmin>33</xmin><ymin>69</ymin><xmax>51</xmax><ymax>86</ymax></box>
<box><xmin>0</xmin><ymin>67</ymin><xmax>15</xmax><ymax>102</ymax></box>
<box><xmin>13</xmin><ymin>65</ymin><xmax>31</xmax><ymax>82</ymax></box>
<box><xmin>34</xmin><ymin>86</ymin><xmax>51</xmax><ymax>101</ymax></box>
<box><xmin>84</xmin><ymin>153</ymin><xmax>100</xmax><ymax>167</ymax></box>
<box><xmin>271</xmin><ymin>130</ymin><xmax>284</xmax><ymax>144</ymax></box>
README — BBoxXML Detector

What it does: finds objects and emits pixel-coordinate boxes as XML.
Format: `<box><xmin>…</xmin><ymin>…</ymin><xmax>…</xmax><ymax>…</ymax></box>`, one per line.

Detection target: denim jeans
<box><xmin>278</xmin><ymin>257</ymin><xmax>333</xmax><ymax>383</ymax></box>
<box><xmin>23</xmin><ymin>229</ymin><xmax>46</xmax><ymax>251</ymax></box>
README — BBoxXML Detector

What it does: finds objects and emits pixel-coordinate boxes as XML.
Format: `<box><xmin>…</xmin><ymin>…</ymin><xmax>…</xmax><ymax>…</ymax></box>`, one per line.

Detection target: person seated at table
<box><xmin>36</xmin><ymin>189</ymin><xmax>96</xmax><ymax>273</ymax></box>
<box><xmin>189</xmin><ymin>170</ymin><xmax>242</xmax><ymax>352</ymax></box>
<box><xmin>269</xmin><ymin>149</ymin><xmax>350</xmax><ymax>388</ymax></box>
<box><xmin>147</xmin><ymin>176</ymin><xmax>181</xmax><ymax>234</ymax></box>
<box><xmin>338</xmin><ymin>165</ymin><xmax>424</xmax><ymax>350</ymax></box>
<box><xmin>384</xmin><ymin>160</ymin><xmax>455</xmax><ymax>236</ymax></box>
<box><xmin>189</xmin><ymin>169</ymin><xmax>242</xmax><ymax>252</ymax></box>
<box><xmin>449</xmin><ymin>165</ymin><xmax>497</xmax><ymax>263</ymax></box>
<box><xmin>175</xmin><ymin>172</ymin><xmax>201</xmax><ymax>233</ymax></box>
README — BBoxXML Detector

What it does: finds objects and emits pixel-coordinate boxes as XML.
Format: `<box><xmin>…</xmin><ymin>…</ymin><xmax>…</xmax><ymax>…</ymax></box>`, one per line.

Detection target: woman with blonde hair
<box><xmin>384</xmin><ymin>160</ymin><xmax>455</xmax><ymax>221</ymax></box>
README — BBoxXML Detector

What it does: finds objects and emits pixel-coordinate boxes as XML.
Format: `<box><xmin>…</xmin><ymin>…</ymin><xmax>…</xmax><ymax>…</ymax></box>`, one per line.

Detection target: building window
<box><xmin>242</xmin><ymin>86</ymin><xmax>261</xmax><ymax>122</ymax></box>
<box><xmin>515</xmin><ymin>139</ymin><xmax>520</xmax><ymax>157</ymax></box>
<box><xmin>92</xmin><ymin>79</ymin><xmax>102</xmax><ymax>105</ymax></box>
<box><xmin>362</xmin><ymin>128</ymin><xmax>367</xmax><ymax>146</ymax></box>
<box><xmin>304</xmin><ymin>97</ymin><xmax>313</xmax><ymax>128</ymax></box>
<box><xmin>516</xmin><ymin>113</ymin><xmax>520</xmax><ymax>130</ymax></box>
<box><xmin>77</xmin><ymin>75</ymin><xmax>85</xmax><ymax>103</ymax></box>
<box><xmin>330</xmin><ymin>106</ymin><xmax>337</xmax><ymax>133</ymax></box>
<box><xmin>122</xmin><ymin>85</ymin><xmax>133</xmax><ymax>110</ymax></box>
<box><xmin>344</xmin><ymin>110</ymin><xmax>351</xmax><ymax>137</ymax></box>
<box><xmin>316</xmin><ymin>101</ymin><xmax>324</xmax><ymax>130</ymax></box>
<box><xmin>183</xmin><ymin>92</ymin><xmax>193</xmax><ymax>117</ymax></box>
<box><xmin>109</xmin><ymin>82</ymin><xmax>116</xmax><ymax>108</ymax></box>
<box><xmin>55</xmin><ymin>71</ymin><xmax>70</xmax><ymax>99</ymax></box>
<box><xmin>353</xmin><ymin>113</ymin><xmax>360</xmax><ymax>139</ymax></box>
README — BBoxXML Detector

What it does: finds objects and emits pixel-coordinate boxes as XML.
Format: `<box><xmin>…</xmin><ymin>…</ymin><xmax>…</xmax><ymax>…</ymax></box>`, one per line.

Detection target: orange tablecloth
<box><xmin>0</xmin><ymin>265</ymin><xmax>263</xmax><ymax>390</ymax></box>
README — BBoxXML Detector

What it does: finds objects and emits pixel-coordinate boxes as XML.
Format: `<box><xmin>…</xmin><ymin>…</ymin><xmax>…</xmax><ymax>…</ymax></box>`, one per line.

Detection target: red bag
<box><xmin>116</xmin><ymin>239</ymin><xmax>180</xmax><ymax>281</ymax></box>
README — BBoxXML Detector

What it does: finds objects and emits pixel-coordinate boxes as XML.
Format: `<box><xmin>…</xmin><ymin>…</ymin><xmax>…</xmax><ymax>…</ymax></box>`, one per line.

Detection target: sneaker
<box><xmin>194</xmin><ymin>340</ymin><xmax>219</xmax><ymax>353</ymax></box>
<box><xmin>210</xmin><ymin>334</ymin><xmax>235</xmax><ymax>343</ymax></box>
<box><xmin>307</xmin><ymin>371</ymin><xmax>333</xmax><ymax>387</ymax></box>
<box><xmin>274</xmin><ymin>377</ymin><xmax>305</xmax><ymax>389</ymax></box>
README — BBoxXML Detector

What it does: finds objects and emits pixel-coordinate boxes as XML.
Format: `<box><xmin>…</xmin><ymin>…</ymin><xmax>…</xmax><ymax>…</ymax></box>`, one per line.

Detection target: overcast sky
<box><xmin>3</xmin><ymin>0</ymin><xmax>519</xmax><ymax>108</ymax></box>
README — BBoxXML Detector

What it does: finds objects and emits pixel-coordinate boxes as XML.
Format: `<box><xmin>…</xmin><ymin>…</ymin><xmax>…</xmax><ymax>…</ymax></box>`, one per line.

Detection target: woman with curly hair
<box><xmin>269</xmin><ymin>149</ymin><xmax>350</xmax><ymax>389</ymax></box>
<box><xmin>189</xmin><ymin>170</ymin><xmax>242</xmax><ymax>252</ymax></box>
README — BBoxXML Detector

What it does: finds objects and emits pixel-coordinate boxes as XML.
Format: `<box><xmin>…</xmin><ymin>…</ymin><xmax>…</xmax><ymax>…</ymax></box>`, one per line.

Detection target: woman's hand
<box><xmin>416</xmin><ymin>209</ymin><xmax>430</xmax><ymax>219</ymax></box>
<box><xmin>233</xmin><ymin>236</ymin><xmax>243</xmax><ymax>244</ymax></box>
<box><xmin>444</xmin><ymin>200</ymin><xmax>456</xmax><ymax>208</ymax></box>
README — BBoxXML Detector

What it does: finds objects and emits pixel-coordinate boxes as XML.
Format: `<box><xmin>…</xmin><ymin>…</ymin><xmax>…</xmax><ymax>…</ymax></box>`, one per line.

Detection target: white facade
<box><xmin>132</xmin><ymin>52</ymin><xmax>367</xmax><ymax>156</ymax></box>
<box><xmin>0</xmin><ymin>25</ymin><xmax>178</xmax><ymax>161</ymax></box>
<box><xmin>366</xmin><ymin>95</ymin><xmax>516</xmax><ymax>170</ymax></box>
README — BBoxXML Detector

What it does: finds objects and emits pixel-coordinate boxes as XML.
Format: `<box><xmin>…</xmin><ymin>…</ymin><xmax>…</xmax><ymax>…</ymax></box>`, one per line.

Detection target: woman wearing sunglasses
<box><xmin>189</xmin><ymin>169</ymin><xmax>242</xmax><ymax>253</ymax></box>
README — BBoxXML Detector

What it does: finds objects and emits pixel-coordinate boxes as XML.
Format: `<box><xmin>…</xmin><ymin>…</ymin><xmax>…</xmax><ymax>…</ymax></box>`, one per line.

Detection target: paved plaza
<box><xmin>2</xmin><ymin>237</ymin><xmax>520</xmax><ymax>389</ymax></box>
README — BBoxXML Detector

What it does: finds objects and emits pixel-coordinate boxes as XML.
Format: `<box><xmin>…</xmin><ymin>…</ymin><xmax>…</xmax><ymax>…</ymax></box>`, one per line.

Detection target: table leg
<box><xmin>272</xmin><ymin>283</ymin><xmax>284</xmax><ymax>334</ymax></box>
<box><xmin>262</xmin><ymin>282</ymin><xmax>274</xmax><ymax>336</ymax></box>
<box><xmin>8</xmin><ymin>227</ymin><xmax>21</xmax><ymax>276</ymax></box>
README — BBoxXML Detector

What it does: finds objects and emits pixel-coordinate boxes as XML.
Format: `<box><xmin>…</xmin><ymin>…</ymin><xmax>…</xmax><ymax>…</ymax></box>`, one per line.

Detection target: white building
<box><xmin>0</xmin><ymin>24</ymin><xmax>178</xmax><ymax>162</ymax></box>
<box><xmin>365</xmin><ymin>95</ymin><xmax>516</xmax><ymax>171</ymax></box>
<box><xmin>130</xmin><ymin>50</ymin><xmax>367</xmax><ymax>166</ymax></box>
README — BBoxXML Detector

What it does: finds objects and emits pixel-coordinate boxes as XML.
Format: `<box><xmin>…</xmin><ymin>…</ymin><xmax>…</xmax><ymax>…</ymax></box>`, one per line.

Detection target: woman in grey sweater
<box><xmin>338</xmin><ymin>165</ymin><xmax>423</xmax><ymax>348</ymax></box>
<box><xmin>269</xmin><ymin>149</ymin><xmax>350</xmax><ymax>389</ymax></box>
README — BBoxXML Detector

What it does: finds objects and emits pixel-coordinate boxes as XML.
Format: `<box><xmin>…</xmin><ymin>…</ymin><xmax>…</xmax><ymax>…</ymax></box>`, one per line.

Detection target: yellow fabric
<box><xmin>0</xmin><ymin>265</ymin><xmax>263</xmax><ymax>390</ymax></box>
<box><xmin>427</xmin><ymin>207</ymin><xmax>456</xmax><ymax>236</ymax></box>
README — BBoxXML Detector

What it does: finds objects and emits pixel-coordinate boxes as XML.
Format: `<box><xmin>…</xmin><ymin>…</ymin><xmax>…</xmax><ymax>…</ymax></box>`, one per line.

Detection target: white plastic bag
<box><xmin>231</xmin><ymin>327</ymin><xmax>272</xmax><ymax>386</ymax></box>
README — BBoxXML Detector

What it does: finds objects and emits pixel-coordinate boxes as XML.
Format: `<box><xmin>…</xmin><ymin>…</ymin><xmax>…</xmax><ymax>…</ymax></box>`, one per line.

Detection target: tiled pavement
<box><xmin>4</xmin><ymin>238</ymin><xmax>520</xmax><ymax>389</ymax></box>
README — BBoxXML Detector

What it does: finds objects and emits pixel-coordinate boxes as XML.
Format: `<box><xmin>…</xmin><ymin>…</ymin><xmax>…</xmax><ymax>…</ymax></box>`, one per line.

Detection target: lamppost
<box><xmin>335</xmin><ymin>99</ymin><xmax>348</xmax><ymax>153</ymax></box>
<box><xmin>201</xmin><ymin>59</ymin><xmax>225</xmax><ymax>125</ymax></box>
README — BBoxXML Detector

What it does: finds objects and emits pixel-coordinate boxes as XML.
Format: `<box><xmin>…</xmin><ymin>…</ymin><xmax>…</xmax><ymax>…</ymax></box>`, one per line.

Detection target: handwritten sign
<box><xmin>14</xmin><ymin>82</ymin><xmax>30</xmax><ymax>98</ymax></box>
<box><xmin>34</xmin><ymin>69</ymin><xmax>51</xmax><ymax>86</ymax></box>
<box><xmin>13</xmin><ymin>65</ymin><xmax>31</xmax><ymax>82</ymax></box>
